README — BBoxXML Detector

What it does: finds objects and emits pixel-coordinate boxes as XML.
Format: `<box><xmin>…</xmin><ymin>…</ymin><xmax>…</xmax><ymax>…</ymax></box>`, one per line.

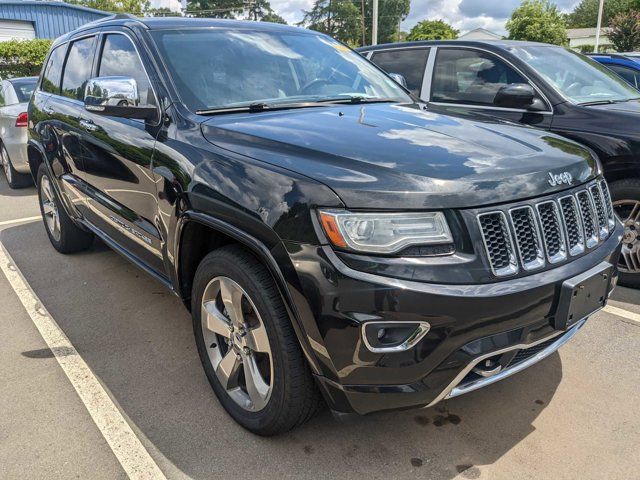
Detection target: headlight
<box><xmin>318</xmin><ymin>210</ymin><xmax>453</xmax><ymax>254</ymax></box>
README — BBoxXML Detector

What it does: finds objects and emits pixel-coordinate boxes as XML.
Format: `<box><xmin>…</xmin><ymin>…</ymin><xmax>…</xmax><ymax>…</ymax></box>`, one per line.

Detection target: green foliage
<box><xmin>506</xmin><ymin>0</ymin><xmax>568</xmax><ymax>45</ymax></box>
<box><xmin>67</xmin><ymin>0</ymin><xmax>150</xmax><ymax>14</ymax></box>
<box><xmin>406</xmin><ymin>19</ymin><xmax>458</xmax><ymax>41</ymax></box>
<box><xmin>0</xmin><ymin>39</ymin><xmax>53</xmax><ymax>78</ymax></box>
<box><xmin>299</xmin><ymin>0</ymin><xmax>361</xmax><ymax>45</ymax></box>
<box><xmin>363</xmin><ymin>0</ymin><xmax>411</xmax><ymax>45</ymax></box>
<box><xmin>576</xmin><ymin>43</ymin><xmax>595</xmax><ymax>53</ymax></box>
<box><xmin>609</xmin><ymin>11</ymin><xmax>640</xmax><ymax>51</ymax></box>
<box><xmin>567</xmin><ymin>0</ymin><xmax>639</xmax><ymax>28</ymax></box>
<box><xmin>145</xmin><ymin>7</ymin><xmax>182</xmax><ymax>16</ymax></box>
<box><xmin>247</xmin><ymin>0</ymin><xmax>287</xmax><ymax>23</ymax></box>
<box><xmin>186</xmin><ymin>0</ymin><xmax>243</xmax><ymax>18</ymax></box>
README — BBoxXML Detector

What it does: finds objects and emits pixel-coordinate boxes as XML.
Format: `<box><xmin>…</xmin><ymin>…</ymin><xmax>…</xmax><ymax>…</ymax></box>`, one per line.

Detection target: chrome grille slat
<box><xmin>536</xmin><ymin>201</ymin><xmax>567</xmax><ymax>263</ymax></box>
<box><xmin>509</xmin><ymin>206</ymin><xmax>545</xmax><ymax>271</ymax></box>
<box><xmin>478</xmin><ymin>180</ymin><xmax>614</xmax><ymax>277</ymax></box>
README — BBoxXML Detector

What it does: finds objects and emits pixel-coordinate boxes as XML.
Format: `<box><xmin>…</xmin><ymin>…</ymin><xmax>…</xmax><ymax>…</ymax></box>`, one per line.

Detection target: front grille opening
<box><xmin>478</xmin><ymin>212</ymin><xmax>518</xmax><ymax>276</ymax></box>
<box><xmin>589</xmin><ymin>184</ymin><xmax>609</xmax><ymax>239</ymax></box>
<box><xmin>510</xmin><ymin>206</ymin><xmax>545</xmax><ymax>270</ymax></box>
<box><xmin>506</xmin><ymin>337</ymin><xmax>558</xmax><ymax>368</ymax></box>
<box><xmin>598</xmin><ymin>180</ymin><xmax>616</xmax><ymax>230</ymax></box>
<box><xmin>537</xmin><ymin>201</ymin><xmax>567</xmax><ymax>263</ymax></box>
<box><xmin>576</xmin><ymin>190</ymin><xmax>598</xmax><ymax>248</ymax></box>
<box><xmin>559</xmin><ymin>196</ymin><xmax>585</xmax><ymax>255</ymax></box>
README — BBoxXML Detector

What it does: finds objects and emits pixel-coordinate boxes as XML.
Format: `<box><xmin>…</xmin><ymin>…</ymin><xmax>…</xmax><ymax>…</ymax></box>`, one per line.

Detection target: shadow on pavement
<box><xmin>0</xmin><ymin>181</ymin><xmax>35</xmax><ymax>198</ymax></box>
<box><xmin>1</xmin><ymin>222</ymin><xmax>564</xmax><ymax>480</ymax></box>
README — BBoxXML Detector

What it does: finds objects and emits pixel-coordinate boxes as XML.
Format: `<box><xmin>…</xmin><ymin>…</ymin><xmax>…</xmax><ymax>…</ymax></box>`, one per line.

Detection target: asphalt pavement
<box><xmin>0</xmin><ymin>178</ymin><xmax>638</xmax><ymax>480</ymax></box>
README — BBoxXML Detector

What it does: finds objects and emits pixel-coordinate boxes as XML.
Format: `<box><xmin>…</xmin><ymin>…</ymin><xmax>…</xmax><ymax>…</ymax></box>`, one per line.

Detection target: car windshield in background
<box><xmin>10</xmin><ymin>78</ymin><xmax>36</xmax><ymax>103</ymax></box>
<box><xmin>151</xmin><ymin>29</ymin><xmax>411</xmax><ymax>112</ymax></box>
<box><xmin>508</xmin><ymin>45</ymin><xmax>640</xmax><ymax>104</ymax></box>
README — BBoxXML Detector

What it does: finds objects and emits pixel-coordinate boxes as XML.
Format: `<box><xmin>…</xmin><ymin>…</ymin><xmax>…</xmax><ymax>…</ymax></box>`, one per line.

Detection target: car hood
<box><xmin>586</xmin><ymin>99</ymin><xmax>640</xmax><ymax>114</ymax></box>
<box><xmin>201</xmin><ymin>103</ymin><xmax>599</xmax><ymax>209</ymax></box>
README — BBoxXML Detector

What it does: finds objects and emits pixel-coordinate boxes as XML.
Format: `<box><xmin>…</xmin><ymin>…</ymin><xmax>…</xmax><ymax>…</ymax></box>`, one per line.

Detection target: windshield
<box><xmin>507</xmin><ymin>45</ymin><xmax>640</xmax><ymax>104</ymax></box>
<box><xmin>9</xmin><ymin>78</ymin><xmax>36</xmax><ymax>103</ymax></box>
<box><xmin>151</xmin><ymin>28</ymin><xmax>411</xmax><ymax>112</ymax></box>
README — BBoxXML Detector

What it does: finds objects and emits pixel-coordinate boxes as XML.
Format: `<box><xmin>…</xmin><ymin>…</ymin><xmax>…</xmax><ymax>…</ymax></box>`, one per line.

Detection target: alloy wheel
<box><xmin>614</xmin><ymin>199</ymin><xmax>640</xmax><ymax>273</ymax></box>
<box><xmin>40</xmin><ymin>175</ymin><xmax>61</xmax><ymax>241</ymax></box>
<box><xmin>1</xmin><ymin>146</ymin><xmax>12</xmax><ymax>184</ymax></box>
<box><xmin>200</xmin><ymin>276</ymin><xmax>273</xmax><ymax>412</ymax></box>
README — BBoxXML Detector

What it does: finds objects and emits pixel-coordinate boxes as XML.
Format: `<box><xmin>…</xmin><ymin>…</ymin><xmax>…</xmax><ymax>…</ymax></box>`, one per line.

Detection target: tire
<box><xmin>1</xmin><ymin>144</ymin><xmax>32</xmax><ymax>189</ymax></box>
<box><xmin>37</xmin><ymin>163</ymin><xmax>94</xmax><ymax>253</ymax></box>
<box><xmin>609</xmin><ymin>178</ymin><xmax>640</xmax><ymax>289</ymax></box>
<box><xmin>192</xmin><ymin>245</ymin><xmax>322</xmax><ymax>435</ymax></box>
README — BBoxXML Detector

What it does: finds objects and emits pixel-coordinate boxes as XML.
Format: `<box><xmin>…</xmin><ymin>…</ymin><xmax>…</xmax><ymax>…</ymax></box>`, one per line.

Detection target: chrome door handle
<box><xmin>79</xmin><ymin>119</ymin><xmax>98</xmax><ymax>132</ymax></box>
<box><xmin>43</xmin><ymin>106</ymin><xmax>55</xmax><ymax>115</ymax></box>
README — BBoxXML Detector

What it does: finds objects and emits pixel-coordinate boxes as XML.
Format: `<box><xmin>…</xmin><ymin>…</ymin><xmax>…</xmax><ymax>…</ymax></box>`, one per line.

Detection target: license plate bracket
<box><xmin>555</xmin><ymin>262</ymin><xmax>613</xmax><ymax>330</ymax></box>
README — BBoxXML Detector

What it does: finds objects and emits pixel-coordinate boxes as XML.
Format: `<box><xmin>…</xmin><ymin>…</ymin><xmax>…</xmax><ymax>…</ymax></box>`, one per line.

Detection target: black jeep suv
<box><xmin>28</xmin><ymin>17</ymin><xmax>622</xmax><ymax>435</ymax></box>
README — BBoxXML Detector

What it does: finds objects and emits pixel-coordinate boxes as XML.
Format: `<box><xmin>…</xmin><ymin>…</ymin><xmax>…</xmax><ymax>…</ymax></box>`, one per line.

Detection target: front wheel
<box><xmin>192</xmin><ymin>245</ymin><xmax>322</xmax><ymax>435</ymax></box>
<box><xmin>37</xmin><ymin>164</ymin><xmax>94</xmax><ymax>253</ymax></box>
<box><xmin>610</xmin><ymin>178</ymin><xmax>640</xmax><ymax>289</ymax></box>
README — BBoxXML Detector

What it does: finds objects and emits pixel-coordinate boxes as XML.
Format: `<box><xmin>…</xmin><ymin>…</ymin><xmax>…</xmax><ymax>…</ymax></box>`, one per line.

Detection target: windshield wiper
<box><xmin>318</xmin><ymin>96</ymin><xmax>399</xmax><ymax>105</ymax></box>
<box><xmin>580</xmin><ymin>97</ymin><xmax>640</xmax><ymax>106</ymax></box>
<box><xmin>196</xmin><ymin>101</ymin><xmax>328</xmax><ymax>115</ymax></box>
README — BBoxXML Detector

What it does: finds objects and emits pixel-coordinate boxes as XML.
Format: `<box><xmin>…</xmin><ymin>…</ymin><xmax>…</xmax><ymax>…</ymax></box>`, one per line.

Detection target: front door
<box><xmin>77</xmin><ymin>31</ymin><xmax>165</xmax><ymax>276</ymax></box>
<box><xmin>426</xmin><ymin>47</ymin><xmax>553</xmax><ymax>129</ymax></box>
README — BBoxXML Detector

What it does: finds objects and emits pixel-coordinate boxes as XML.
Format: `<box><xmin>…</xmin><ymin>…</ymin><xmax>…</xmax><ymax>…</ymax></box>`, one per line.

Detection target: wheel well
<box><xmin>27</xmin><ymin>144</ymin><xmax>44</xmax><ymax>180</ymax></box>
<box><xmin>178</xmin><ymin>221</ymin><xmax>236</xmax><ymax>309</ymax></box>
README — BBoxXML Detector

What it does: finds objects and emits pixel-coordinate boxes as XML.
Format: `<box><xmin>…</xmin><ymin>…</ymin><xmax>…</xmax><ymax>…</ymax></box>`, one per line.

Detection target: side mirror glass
<box><xmin>494</xmin><ymin>83</ymin><xmax>538</xmax><ymax>110</ymax></box>
<box><xmin>84</xmin><ymin>76</ymin><xmax>157</xmax><ymax>121</ymax></box>
<box><xmin>388</xmin><ymin>72</ymin><xmax>408</xmax><ymax>89</ymax></box>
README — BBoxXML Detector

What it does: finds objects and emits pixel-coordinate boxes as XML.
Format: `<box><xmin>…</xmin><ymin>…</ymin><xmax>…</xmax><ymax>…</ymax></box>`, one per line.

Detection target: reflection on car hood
<box><xmin>201</xmin><ymin>103</ymin><xmax>599</xmax><ymax>209</ymax></box>
<box><xmin>586</xmin><ymin>99</ymin><xmax>640</xmax><ymax>114</ymax></box>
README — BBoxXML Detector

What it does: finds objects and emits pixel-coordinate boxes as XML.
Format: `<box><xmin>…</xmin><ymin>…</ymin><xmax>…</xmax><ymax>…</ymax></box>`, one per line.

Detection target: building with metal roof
<box><xmin>0</xmin><ymin>1</ymin><xmax>109</xmax><ymax>41</ymax></box>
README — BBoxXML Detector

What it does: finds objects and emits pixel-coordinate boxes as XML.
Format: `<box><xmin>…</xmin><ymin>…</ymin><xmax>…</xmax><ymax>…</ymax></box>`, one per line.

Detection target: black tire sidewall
<box><xmin>191</xmin><ymin>248</ymin><xmax>291</xmax><ymax>433</ymax></box>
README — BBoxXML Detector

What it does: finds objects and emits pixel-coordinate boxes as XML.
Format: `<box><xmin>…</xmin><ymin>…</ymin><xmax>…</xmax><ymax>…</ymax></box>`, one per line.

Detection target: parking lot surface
<box><xmin>1</xmin><ymin>179</ymin><xmax>639</xmax><ymax>480</ymax></box>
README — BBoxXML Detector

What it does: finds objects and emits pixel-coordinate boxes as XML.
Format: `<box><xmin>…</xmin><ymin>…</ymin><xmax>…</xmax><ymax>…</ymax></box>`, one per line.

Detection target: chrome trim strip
<box><xmin>509</xmin><ymin>205</ymin><xmax>546</xmax><ymax>271</ymax></box>
<box><xmin>426</xmin><ymin>319</ymin><xmax>586</xmax><ymax>407</ymax></box>
<box><xmin>536</xmin><ymin>200</ymin><xmax>568</xmax><ymax>264</ymax></box>
<box><xmin>477</xmin><ymin>211</ymin><xmax>519</xmax><ymax>277</ymax></box>
<box><xmin>361</xmin><ymin>321</ymin><xmax>431</xmax><ymax>353</ymax></box>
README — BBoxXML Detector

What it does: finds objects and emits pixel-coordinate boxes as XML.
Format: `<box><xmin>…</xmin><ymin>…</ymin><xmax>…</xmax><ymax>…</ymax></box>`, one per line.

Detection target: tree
<box><xmin>406</xmin><ymin>19</ymin><xmax>458</xmax><ymax>41</ymax></box>
<box><xmin>567</xmin><ymin>0</ymin><xmax>639</xmax><ymax>28</ymax></box>
<box><xmin>187</xmin><ymin>0</ymin><xmax>244</xmax><ymax>18</ymax></box>
<box><xmin>506</xmin><ymin>0</ymin><xmax>567</xmax><ymax>45</ymax></box>
<box><xmin>67</xmin><ymin>0</ymin><xmax>150</xmax><ymax>14</ymax></box>
<box><xmin>247</xmin><ymin>0</ymin><xmax>287</xmax><ymax>23</ymax></box>
<box><xmin>609</xmin><ymin>11</ymin><xmax>640</xmax><ymax>51</ymax></box>
<box><xmin>363</xmin><ymin>0</ymin><xmax>411</xmax><ymax>45</ymax></box>
<box><xmin>145</xmin><ymin>7</ymin><xmax>182</xmax><ymax>16</ymax></box>
<box><xmin>0</xmin><ymin>39</ymin><xmax>52</xmax><ymax>78</ymax></box>
<box><xmin>261</xmin><ymin>11</ymin><xmax>287</xmax><ymax>24</ymax></box>
<box><xmin>299</xmin><ymin>0</ymin><xmax>361</xmax><ymax>45</ymax></box>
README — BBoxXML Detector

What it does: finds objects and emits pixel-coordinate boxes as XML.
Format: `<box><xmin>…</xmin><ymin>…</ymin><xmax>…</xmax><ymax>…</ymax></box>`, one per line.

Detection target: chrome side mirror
<box><xmin>388</xmin><ymin>72</ymin><xmax>408</xmax><ymax>88</ymax></box>
<box><xmin>84</xmin><ymin>76</ymin><xmax>157</xmax><ymax>121</ymax></box>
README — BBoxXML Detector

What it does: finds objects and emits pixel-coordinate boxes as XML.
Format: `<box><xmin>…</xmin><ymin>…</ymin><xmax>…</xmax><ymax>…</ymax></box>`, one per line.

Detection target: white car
<box><xmin>0</xmin><ymin>77</ymin><xmax>37</xmax><ymax>188</ymax></box>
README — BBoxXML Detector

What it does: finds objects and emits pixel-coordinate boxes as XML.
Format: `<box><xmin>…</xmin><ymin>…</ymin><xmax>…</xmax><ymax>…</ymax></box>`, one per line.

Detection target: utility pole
<box><xmin>361</xmin><ymin>0</ymin><xmax>366</xmax><ymax>46</ymax></box>
<box><xmin>594</xmin><ymin>0</ymin><xmax>605</xmax><ymax>53</ymax></box>
<box><xmin>372</xmin><ymin>0</ymin><xmax>378</xmax><ymax>45</ymax></box>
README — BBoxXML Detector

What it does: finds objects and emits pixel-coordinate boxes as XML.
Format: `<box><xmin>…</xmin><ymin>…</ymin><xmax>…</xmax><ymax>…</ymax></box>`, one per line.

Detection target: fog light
<box><xmin>362</xmin><ymin>321</ymin><xmax>430</xmax><ymax>353</ymax></box>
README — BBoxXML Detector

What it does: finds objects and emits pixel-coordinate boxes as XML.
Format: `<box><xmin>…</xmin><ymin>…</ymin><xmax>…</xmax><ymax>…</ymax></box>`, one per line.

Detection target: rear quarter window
<box><xmin>370</xmin><ymin>48</ymin><xmax>430</xmax><ymax>97</ymax></box>
<box><xmin>41</xmin><ymin>45</ymin><xmax>67</xmax><ymax>95</ymax></box>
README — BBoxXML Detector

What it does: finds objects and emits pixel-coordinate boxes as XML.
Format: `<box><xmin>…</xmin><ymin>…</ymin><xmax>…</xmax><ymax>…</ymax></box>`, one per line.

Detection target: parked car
<box><xmin>0</xmin><ymin>76</ymin><xmax>37</xmax><ymax>188</ymax></box>
<box><xmin>29</xmin><ymin>17</ymin><xmax>622</xmax><ymax>435</ymax></box>
<box><xmin>358</xmin><ymin>40</ymin><xmax>640</xmax><ymax>288</ymax></box>
<box><xmin>587</xmin><ymin>53</ymin><xmax>640</xmax><ymax>90</ymax></box>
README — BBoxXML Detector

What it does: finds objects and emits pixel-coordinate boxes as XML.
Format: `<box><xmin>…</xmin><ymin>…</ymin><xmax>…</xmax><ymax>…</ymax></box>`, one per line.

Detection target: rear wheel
<box><xmin>37</xmin><ymin>164</ymin><xmax>94</xmax><ymax>253</ymax></box>
<box><xmin>610</xmin><ymin>178</ymin><xmax>640</xmax><ymax>289</ymax></box>
<box><xmin>1</xmin><ymin>144</ymin><xmax>31</xmax><ymax>189</ymax></box>
<box><xmin>192</xmin><ymin>245</ymin><xmax>322</xmax><ymax>435</ymax></box>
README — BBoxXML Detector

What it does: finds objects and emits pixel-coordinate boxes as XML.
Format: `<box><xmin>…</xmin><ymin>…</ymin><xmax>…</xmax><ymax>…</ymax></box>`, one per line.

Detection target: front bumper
<box><xmin>285</xmin><ymin>223</ymin><xmax>622</xmax><ymax>415</ymax></box>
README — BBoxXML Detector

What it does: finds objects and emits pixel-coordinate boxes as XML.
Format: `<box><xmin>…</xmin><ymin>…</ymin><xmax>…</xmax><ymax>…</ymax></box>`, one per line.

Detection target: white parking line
<box><xmin>0</xmin><ymin>244</ymin><xmax>167</xmax><ymax>480</ymax></box>
<box><xmin>0</xmin><ymin>215</ymin><xmax>41</xmax><ymax>227</ymax></box>
<box><xmin>603</xmin><ymin>305</ymin><xmax>640</xmax><ymax>325</ymax></box>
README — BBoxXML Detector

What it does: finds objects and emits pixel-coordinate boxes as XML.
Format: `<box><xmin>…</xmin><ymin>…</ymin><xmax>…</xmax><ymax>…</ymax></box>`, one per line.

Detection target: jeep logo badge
<box><xmin>548</xmin><ymin>171</ymin><xmax>573</xmax><ymax>187</ymax></box>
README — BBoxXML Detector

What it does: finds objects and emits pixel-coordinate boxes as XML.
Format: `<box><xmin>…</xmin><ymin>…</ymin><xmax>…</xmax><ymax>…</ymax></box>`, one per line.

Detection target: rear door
<box><xmin>77</xmin><ymin>30</ymin><xmax>165</xmax><ymax>276</ymax></box>
<box><xmin>425</xmin><ymin>47</ymin><xmax>554</xmax><ymax>129</ymax></box>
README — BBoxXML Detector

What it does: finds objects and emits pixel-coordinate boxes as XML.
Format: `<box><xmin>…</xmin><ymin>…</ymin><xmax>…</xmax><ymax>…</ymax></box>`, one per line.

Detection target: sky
<box><xmin>152</xmin><ymin>0</ymin><xmax>582</xmax><ymax>35</ymax></box>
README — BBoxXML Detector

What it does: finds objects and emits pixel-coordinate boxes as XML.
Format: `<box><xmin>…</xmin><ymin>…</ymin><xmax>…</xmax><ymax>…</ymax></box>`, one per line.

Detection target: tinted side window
<box><xmin>98</xmin><ymin>34</ymin><xmax>155</xmax><ymax>105</ymax></box>
<box><xmin>370</xmin><ymin>48</ymin><xmax>429</xmax><ymax>97</ymax></box>
<box><xmin>61</xmin><ymin>37</ymin><xmax>96</xmax><ymax>101</ymax></box>
<box><xmin>41</xmin><ymin>45</ymin><xmax>67</xmax><ymax>95</ymax></box>
<box><xmin>608</xmin><ymin>64</ymin><xmax>640</xmax><ymax>89</ymax></box>
<box><xmin>432</xmin><ymin>48</ymin><xmax>529</xmax><ymax>106</ymax></box>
